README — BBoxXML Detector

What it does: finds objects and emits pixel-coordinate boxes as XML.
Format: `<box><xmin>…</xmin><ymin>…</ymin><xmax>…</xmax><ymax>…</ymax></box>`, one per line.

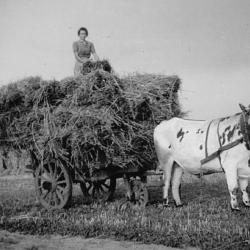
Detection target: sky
<box><xmin>0</xmin><ymin>0</ymin><xmax>250</xmax><ymax>119</ymax></box>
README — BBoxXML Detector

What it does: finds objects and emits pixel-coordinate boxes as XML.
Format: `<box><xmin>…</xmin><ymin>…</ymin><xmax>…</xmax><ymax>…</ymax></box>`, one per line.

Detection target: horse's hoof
<box><xmin>231</xmin><ymin>207</ymin><xmax>240</xmax><ymax>212</ymax></box>
<box><xmin>162</xmin><ymin>202</ymin><xmax>170</xmax><ymax>208</ymax></box>
<box><xmin>175</xmin><ymin>203</ymin><xmax>184</xmax><ymax>208</ymax></box>
<box><xmin>162</xmin><ymin>199</ymin><xmax>169</xmax><ymax>208</ymax></box>
<box><xmin>243</xmin><ymin>202</ymin><xmax>250</xmax><ymax>207</ymax></box>
<box><xmin>163</xmin><ymin>203</ymin><xmax>169</xmax><ymax>208</ymax></box>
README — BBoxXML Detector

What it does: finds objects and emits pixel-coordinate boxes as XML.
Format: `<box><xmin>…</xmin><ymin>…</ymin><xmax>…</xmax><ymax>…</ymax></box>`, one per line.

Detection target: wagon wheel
<box><xmin>35</xmin><ymin>161</ymin><xmax>72</xmax><ymax>209</ymax></box>
<box><xmin>131</xmin><ymin>179</ymin><xmax>149</xmax><ymax>207</ymax></box>
<box><xmin>80</xmin><ymin>177</ymin><xmax>116</xmax><ymax>202</ymax></box>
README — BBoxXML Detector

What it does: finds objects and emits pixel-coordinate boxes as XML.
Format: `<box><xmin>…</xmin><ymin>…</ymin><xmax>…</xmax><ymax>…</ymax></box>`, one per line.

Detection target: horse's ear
<box><xmin>239</xmin><ymin>103</ymin><xmax>247</xmax><ymax>112</ymax></box>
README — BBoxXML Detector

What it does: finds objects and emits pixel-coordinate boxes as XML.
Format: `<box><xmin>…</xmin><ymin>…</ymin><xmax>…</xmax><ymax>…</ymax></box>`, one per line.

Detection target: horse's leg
<box><xmin>171</xmin><ymin>162</ymin><xmax>184</xmax><ymax>207</ymax></box>
<box><xmin>162</xmin><ymin>158</ymin><xmax>174</xmax><ymax>207</ymax></box>
<box><xmin>224</xmin><ymin>166</ymin><xmax>239</xmax><ymax>210</ymax></box>
<box><xmin>239</xmin><ymin>177</ymin><xmax>250</xmax><ymax>207</ymax></box>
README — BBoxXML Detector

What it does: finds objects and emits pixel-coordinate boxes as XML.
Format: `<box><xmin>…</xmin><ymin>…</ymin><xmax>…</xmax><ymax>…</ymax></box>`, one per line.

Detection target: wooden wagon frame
<box><xmin>34</xmin><ymin>160</ymin><xmax>163</xmax><ymax>210</ymax></box>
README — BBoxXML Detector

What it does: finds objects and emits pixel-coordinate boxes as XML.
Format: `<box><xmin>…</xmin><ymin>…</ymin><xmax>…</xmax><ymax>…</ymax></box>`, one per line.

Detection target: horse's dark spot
<box><xmin>199</xmin><ymin>145</ymin><xmax>203</xmax><ymax>150</ymax></box>
<box><xmin>196</xmin><ymin>129</ymin><xmax>201</xmax><ymax>134</ymax></box>
<box><xmin>186</xmin><ymin>131</ymin><xmax>189</xmax><ymax>133</ymax></box>
<box><xmin>221</xmin><ymin>132</ymin><xmax>226</xmax><ymax>145</ymax></box>
<box><xmin>221</xmin><ymin>126</ymin><xmax>232</xmax><ymax>145</ymax></box>
<box><xmin>177</xmin><ymin>128</ymin><xmax>185</xmax><ymax>142</ymax></box>
<box><xmin>232</xmin><ymin>188</ymin><xmax>237</xmax><ymax>196</ymax></box>
<box><xmin>201</xmin><ymin>131</ymin><xmax>204</xmax><ymax>133</ymax></box>
<box><xmin>168</xmin><ymin>144</ymin><xmax>171</xmax><ymax>149</ymax></box>
<box><xmin>227</xmin><ymin>125</ymin><xmax>237</xmax><ymax>142</ymax></box>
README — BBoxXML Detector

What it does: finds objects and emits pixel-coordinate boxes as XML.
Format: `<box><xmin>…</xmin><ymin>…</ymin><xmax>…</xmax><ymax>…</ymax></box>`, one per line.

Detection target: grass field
<box><xmin>0</xmin><ymin>173</ymin><xmax>250</xmax><ymax>249</ymax></box>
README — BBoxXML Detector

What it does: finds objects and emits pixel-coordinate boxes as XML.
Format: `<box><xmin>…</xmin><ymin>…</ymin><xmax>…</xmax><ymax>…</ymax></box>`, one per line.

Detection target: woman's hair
<box><xmin>78</xmin><ymin>27</ymin><xmax>88</xmax><ymax>36</ymax></box>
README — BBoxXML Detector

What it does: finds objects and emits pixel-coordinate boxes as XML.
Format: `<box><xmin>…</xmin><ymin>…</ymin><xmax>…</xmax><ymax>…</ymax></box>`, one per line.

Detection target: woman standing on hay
<box><xmin>73</xmin><ymin>27</ymin><xmax>99</xmax><ymax>76</ymax></box>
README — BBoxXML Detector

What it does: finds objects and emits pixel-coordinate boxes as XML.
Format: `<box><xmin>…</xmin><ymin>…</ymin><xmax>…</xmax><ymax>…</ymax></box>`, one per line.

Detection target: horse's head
<box><xmin>239</xmin><ymin>103</ymin><xmax>250</xmax><ymax>120</ymax></box>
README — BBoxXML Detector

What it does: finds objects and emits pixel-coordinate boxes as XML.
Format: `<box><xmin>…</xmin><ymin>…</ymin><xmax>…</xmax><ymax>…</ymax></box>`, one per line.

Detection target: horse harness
<box><xmin>200</xmin><ymin>111</ymin><xmax>250</xmax><ymax>166</ymax></box>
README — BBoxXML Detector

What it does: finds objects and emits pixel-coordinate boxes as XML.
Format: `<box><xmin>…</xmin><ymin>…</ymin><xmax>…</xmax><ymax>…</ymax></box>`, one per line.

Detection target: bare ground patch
<box><xmin>0</xmin><ymin>230</ymin><xmax>199</xmax><ymax>250</ymax></box>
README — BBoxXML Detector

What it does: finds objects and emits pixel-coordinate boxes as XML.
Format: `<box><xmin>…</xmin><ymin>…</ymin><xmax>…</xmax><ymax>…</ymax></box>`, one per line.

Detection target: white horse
<box><xmin>154</xmin><ymin>104</ymin><xmax>250</xmax><ymax>210</ymax></box>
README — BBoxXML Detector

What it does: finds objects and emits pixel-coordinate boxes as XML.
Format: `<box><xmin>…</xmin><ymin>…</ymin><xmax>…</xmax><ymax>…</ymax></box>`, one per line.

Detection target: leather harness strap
<box><xmin>201</xmin><ymin>118</ymin><xmax>224</xmax><ymax>167</ymax></box>
<box><xmin>201</xmin><ymin>137</ymin><xmax>243</xmax><ymax>165</ymax></box>
<box><xmin>201</xmin><ymin>113</ymin><xmax>247</xmax><ymax>166</ymax></box>
<box><xmin>216</xmin><ymin>119</ymin><xmax>223</xmax><ymax>169</ymax></box>
<box><xmin>240</xmin><ymin>112</ymin><xmax>250</xmax><ymax>150</ymax></box>
<box><xmin>217</xmin><ymin>119</ymin><xmax>222</xmax><ymax>148</ymax></box>
<box><xmin>204</xmin><ymin>120</ymin><xmax>213</xmax><ymax>159</ymax></box>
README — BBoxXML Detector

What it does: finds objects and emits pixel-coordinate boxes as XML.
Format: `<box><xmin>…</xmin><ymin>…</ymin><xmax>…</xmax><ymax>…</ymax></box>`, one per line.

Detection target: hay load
<box><xmin>0</xmin><ymin>60</ymin><xmax>183</xmax><ymax>176</ymax></box>
<box><xmin>122</xmin><ymin>73</ymin><xmax>182</xmax><ymax>124</ymax></box>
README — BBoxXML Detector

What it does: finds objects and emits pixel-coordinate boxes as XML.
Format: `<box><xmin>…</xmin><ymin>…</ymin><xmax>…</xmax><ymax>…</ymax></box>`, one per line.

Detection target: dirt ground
<box><xmin>0</xmin><ymin>230</ymin><xmax>199</xmax><ymax>250</ymax></box>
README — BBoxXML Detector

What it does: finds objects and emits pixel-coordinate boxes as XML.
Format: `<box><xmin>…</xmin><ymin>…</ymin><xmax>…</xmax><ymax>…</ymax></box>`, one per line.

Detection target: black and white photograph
<box><xmin>0</xmin><ymin>0</ymin><xmax>250</xmax><ymax>249</ymax></box>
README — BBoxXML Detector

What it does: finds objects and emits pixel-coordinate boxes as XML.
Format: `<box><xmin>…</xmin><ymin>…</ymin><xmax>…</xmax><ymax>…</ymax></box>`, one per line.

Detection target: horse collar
<box><xmin>239</xmin><ymin>112</ymin><xmax>250</xmax><ymax>150</ymax></box>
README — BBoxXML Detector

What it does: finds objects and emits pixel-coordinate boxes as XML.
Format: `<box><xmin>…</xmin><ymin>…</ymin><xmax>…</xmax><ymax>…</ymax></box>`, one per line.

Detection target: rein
<box><xmin>200</xmin><ymin>111</ymin><xmax>250</xmax><ymax>165</ymax></box>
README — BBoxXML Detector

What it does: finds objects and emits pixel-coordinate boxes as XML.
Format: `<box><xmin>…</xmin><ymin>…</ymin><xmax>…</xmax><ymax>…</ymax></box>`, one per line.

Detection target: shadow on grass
<box><xmin>148</xmin><ymin>174</ymin><xmax>228</xmax><ymax>206</ymax></box>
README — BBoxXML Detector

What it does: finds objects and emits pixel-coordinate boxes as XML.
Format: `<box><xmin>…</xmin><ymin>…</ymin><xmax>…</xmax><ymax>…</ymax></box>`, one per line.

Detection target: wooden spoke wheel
<box><xmin>131</xmin><ymin>179</ymin><xmax>149</xmax><ymax>207</ymax></box>
<box><xmin>35</xmin><ymin>161</ymin><xmax>72</xmax><ymax>209</ymax></box>
<box><xmin>80</xmin><ymin>177</ymin><xmax>116</xmax><ymax>202</ymax></box>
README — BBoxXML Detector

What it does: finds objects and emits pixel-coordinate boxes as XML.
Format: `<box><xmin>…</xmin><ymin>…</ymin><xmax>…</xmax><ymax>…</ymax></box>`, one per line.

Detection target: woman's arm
<box><xmin>90</xmin><ymin>42</ymin><xmax>100</xmax><ymax>61</ymax></box>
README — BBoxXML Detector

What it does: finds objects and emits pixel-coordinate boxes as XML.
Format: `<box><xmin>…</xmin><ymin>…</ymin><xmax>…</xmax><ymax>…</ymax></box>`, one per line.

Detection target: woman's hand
<box><xmin>81</xmin><ymin>58</ymin><xmax>89</xmax><ymax>63</ymax></box>
<box><xmin>74</xmin><ymin>52</ymin><xmax>89</xmax><ymax>64</ymax></box>
<box><xmin>92</xmin><ymin>53</ymin><xmax>99</xmax><ymax>61</ymax></box>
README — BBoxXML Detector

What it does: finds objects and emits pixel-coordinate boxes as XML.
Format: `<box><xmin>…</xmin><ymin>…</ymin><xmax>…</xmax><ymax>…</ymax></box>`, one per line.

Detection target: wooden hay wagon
<box><xmin>0</xmin><ymin>64</ymin><xmax>181</xmax><ymax>211</ymax></box>
<box><xmin>34</xmin><ymin>160</ymin><xmax>163</xmax><ymax>210</ymax></box>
